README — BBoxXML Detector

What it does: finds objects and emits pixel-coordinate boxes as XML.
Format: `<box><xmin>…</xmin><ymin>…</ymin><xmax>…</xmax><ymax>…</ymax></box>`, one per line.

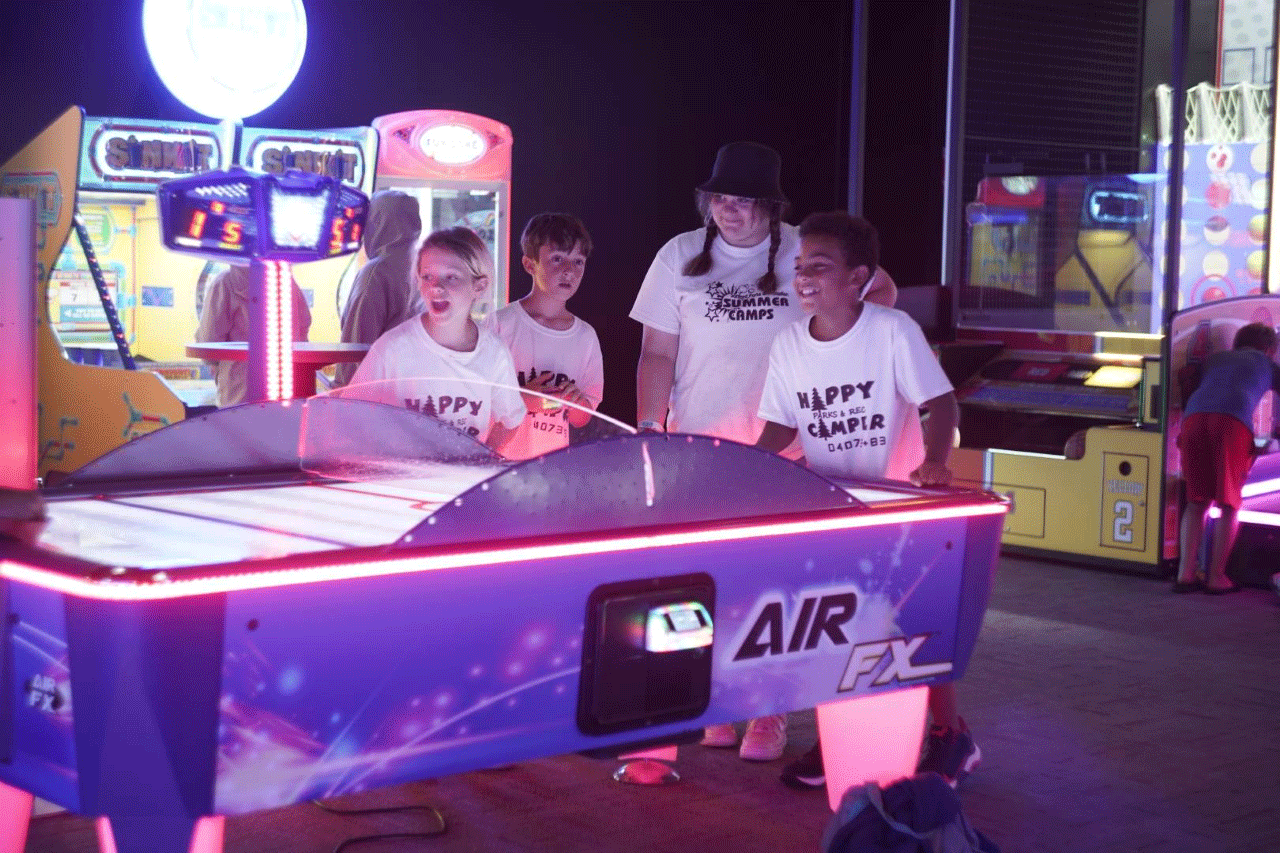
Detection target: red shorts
<box><xmin>1178</xmin><ymin>412</ymin><xmax>1254</xmax><ymax>509</ymax></box>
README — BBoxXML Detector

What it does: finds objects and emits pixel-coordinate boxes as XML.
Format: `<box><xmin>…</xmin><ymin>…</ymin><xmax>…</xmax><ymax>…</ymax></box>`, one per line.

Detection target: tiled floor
<box><xmin>23</xmin><ymin>555</ymin><xmax>1280</xmax><ymax>852</ymax></box>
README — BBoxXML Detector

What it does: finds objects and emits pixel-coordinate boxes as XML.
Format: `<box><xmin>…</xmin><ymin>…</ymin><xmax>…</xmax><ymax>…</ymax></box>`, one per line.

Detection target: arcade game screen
<box><xmin>961</xmin><ymin>173</ymin><xmax>1166</xmax><ymax>335</ymax></box>
<box><xmin>49</xmin><ymin>192</ymin><xmax>213</xmax><ymax>391</ymax></box>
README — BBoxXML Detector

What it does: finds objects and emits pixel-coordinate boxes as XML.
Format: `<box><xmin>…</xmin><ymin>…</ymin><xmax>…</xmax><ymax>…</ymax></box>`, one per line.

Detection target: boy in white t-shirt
<box><xmin>347</xmin><ymin>226</ymin><xmax>525</xmax><ymax>450</ymax></box>
<box><xmin>756</xmin><ymin>212</ymin><xmax>979</xmax><ymax>791</ymax></box>
<box><xmin>488</xmin><ymin>213</ymin><xmax>604</xmax><ymax>459</ymax></box>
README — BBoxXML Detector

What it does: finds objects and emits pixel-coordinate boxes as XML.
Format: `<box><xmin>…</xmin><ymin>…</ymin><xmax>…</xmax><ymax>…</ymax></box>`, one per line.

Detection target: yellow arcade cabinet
<box><xmin>950</xmin><ymin>172</ymin><xmax>1173</xmax><ymax>573</ymax></box>
<box><xmin>951</xmin><ymin>165</ymin><xmax>1279</xmax><ymax>576</ymax></box>
<box><xmin>1</xmin><ymin>107</ymin><xmax>189</xmax><ymax>481</ymax></box>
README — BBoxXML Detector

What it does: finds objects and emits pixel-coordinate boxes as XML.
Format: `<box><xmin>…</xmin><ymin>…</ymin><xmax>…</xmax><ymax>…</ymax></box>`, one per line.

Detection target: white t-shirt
<box><xmin>758</xmin><ymin>303</ymin><xmax>953</xmax><ymax>481</ymax></box>
<box><xmin>487</xmin><ymin>301</ymin><xmax>605</xmax><ymax>460</ymax></box>
<box><xmin>347</xmin><ymin>316</ymin><xmax>525</xmax><ymax>442</ymax></box>
<box><xmin>629</xmin><ymin>224</ymin><xmax>803</xmax><ymax>445</ymax></box>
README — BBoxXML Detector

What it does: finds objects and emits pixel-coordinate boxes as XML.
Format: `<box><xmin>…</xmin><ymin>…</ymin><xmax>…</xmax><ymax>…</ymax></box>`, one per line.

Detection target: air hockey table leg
<box><xmin>0</xmin><ymin>780</ymin><xmax>34</xmax><ymax>853</ymax></box>
<box><xmin>93</xmin><ymin>814</ymin><xmax>225</xmax><ymax>853</ymax></box>
<box><xmin>816</xmin><ymin>685</ymin><xmax>929</xmax><ymax>811</ymax></box>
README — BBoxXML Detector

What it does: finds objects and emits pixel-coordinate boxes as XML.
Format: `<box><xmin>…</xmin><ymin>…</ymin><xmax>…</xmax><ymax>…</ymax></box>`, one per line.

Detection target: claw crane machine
<box><xmin>354</xmin><ymin>110</ymin><xmax>514</xmax><ymax>319</ymax></box>
<box><xmin>948</xmin><ymin>3</ymin><xmax>1277</xmax><ymax>577</ymax></box>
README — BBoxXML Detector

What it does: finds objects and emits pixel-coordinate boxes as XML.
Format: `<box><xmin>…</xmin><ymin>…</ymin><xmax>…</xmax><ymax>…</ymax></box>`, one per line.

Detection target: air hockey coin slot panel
<box><xmin>577</xmin><ymin>573</ymin><xmax>714</xmax><ymax>736</ymax></box>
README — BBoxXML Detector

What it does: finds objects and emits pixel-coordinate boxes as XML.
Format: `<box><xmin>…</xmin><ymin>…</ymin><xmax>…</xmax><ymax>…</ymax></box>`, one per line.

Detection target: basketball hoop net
<box><xmin>1155</xmin><ymin>81</ymin><xmax>1273</xmax><ymax>144</ymax></box>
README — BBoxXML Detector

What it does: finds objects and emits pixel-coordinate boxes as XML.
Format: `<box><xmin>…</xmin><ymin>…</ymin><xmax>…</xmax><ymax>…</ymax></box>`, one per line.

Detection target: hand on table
<box><xmin>909</xmin><ymin>460</ymin><xmax>953</xmax><ymax>487</ymax></box>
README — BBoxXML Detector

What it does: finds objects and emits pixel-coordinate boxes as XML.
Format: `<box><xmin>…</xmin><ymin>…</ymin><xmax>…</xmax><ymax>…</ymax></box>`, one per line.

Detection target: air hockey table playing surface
<box><xmin>1</xmin><ymin>396</ymin><xmax>1006</xmax><ymax>853</ymax></box>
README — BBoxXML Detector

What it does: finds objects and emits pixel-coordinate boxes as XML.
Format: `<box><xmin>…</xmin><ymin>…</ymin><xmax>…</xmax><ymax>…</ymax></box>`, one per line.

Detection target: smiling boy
<box><xmin>755</xmin><ymin>212</ymin><xmax>979</xmax><ymax>791</ymax></box>
<box><xmin>488</xmin><ymin>213</ymin><xmax>604</xmax><ymax>459</ymax></box>
<box><xmin>755</xmin><ymin>212</ymin><xmax>956</xmax><ymax>485</ymax></box>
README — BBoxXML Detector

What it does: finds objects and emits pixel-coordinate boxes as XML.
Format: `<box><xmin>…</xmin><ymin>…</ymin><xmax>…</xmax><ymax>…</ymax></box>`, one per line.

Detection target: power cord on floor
<box><xmin>311</xmin><ymin>799</ymin><xmax>448</xmax><ymax>851</ymax></box>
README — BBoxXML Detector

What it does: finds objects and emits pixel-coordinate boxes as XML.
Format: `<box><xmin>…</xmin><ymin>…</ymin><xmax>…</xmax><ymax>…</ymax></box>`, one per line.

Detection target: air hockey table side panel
<box><xmin>216</xmin><ymin>511</ymin><xmax>978</xmax><ymax>813</ymax></box>
<box><xmin>0</xmin><ymin>510</ymin><xmax>990</xmax><ymax>819</ymax></box>
<box><xmin>955</xmin><ymin>510</ymin><xmax>1003</xmax><ymax>675</ymax></box>
<box><xmin>1</xmin><ymin>579</ymin><xmax>79</xmax><ymax>810</ymax></box>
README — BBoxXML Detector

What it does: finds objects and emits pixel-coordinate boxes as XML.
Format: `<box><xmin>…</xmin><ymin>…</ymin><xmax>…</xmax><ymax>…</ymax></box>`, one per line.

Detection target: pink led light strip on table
<box><xmin>1</xmin><ymin>501</ymin><xmax>1006</xmax><ymax>602</ymax></box>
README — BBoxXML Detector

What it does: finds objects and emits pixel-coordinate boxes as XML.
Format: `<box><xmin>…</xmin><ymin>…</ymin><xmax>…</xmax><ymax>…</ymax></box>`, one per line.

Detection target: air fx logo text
<box><xmin>730</xmin><ymin>587</ymin><xmax>953</xmax><ymax>691</ymax></box>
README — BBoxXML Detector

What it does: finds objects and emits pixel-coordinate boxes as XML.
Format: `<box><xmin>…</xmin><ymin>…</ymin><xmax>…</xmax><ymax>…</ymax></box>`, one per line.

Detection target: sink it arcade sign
<box><xmin>83</xmin><ymin>119</ymin><xmax>225</xmax><ymax>190</ymax></box>
<box><xmin>244</xmin><ymin>135</ymin><xmax>366</xmax><ymax>187</ymax></box>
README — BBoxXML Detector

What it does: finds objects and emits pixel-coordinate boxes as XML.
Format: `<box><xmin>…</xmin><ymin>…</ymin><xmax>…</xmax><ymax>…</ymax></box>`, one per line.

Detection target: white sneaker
<box><xmin>739</xmin><ymin>714</ymin><xmax>787</xmax><ymax>761</ymax></box>
<box><xmin>700</xmin><ymin>723</ymin><xmax>739</xmax><ymax>748</ymax></box>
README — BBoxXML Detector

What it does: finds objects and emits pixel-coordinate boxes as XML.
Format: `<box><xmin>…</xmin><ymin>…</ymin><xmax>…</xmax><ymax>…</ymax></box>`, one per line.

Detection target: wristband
<box><xmin>637</xmin><ymin>419</ymin><xmax>665</xmax><ymax>432</ymax></box>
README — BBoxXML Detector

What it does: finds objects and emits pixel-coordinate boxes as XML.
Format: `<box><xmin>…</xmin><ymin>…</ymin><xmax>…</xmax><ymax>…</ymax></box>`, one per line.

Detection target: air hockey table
<box><xmin>1</xmin><ymin>396</ymin><xmax>1006</xmax><ymax>853</ymax></box>
<box><xmin>1222</xmin><ymin>450</ymin><xmax>1280</xmax><ymax>586</ymax></box>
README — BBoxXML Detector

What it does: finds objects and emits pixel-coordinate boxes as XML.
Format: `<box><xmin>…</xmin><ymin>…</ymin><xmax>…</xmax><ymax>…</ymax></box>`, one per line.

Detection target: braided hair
<box><xmin>756</xmin><ymin>209</ymin><xmax>783</xmax><ymax>294</ymax></box>
<box><xmin>681</xmin><ymin>195</ymin><xmax>718</xmax><ymax>278</ymax></box>
<box><xmin>681</xmin><ymin>192</ymin><xmax>785</xmax><ymax>294</ymax></box>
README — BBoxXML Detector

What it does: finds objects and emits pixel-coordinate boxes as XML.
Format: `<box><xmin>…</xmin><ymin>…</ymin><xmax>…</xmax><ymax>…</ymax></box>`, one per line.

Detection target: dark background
<box><xmin>1</xmin><ymin>0</ymin><xmax>949</xmax><ymax>426</ymax></box>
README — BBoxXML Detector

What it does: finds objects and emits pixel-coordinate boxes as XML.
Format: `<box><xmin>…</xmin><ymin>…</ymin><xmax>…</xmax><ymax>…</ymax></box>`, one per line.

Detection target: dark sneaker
<box><xmin>779</xmin><ymin>741</ymin><xmax>825</xmax><ymax>789</ymax></box>
<box><xmin>917</xmin><ymin>719</ymin><xmax>980</xmax><ymax>787</ymax></box>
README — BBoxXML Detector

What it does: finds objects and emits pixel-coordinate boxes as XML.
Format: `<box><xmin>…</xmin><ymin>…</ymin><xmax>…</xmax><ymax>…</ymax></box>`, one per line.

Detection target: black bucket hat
<box><xmin>696</xmin><ymin>141</ymin><xmax>788</xmax><ymax>204</ymax></box>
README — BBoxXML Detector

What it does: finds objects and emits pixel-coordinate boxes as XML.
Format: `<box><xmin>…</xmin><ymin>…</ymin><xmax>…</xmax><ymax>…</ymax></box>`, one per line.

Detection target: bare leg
<box><xmin>1177</xmin><ymin>500</ymin><xmax>1210</xmax><ymax>583</ymax></box>
<box><xmin>1206</xmin><ymin>504</ymin><xmax>1240</xmax><ymax>590</ymax></box>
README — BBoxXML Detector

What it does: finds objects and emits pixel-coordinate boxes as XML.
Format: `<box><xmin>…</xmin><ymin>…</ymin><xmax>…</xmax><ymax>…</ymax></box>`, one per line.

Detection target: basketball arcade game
<box><xmin>157</xmin><ymin>166</ymin><xmax>371</xmax><ymax>402</ymax></box>
<box><xmin>0</xmin><ymin>106</ymin><xmax>380</xmax><ymax>479</ymax></box>
<box><xmin>949</xmin><ymin>81</ymin><xmax>1277</xmax><ymax>576</ymax></box>
<box><xmin>950</xmin><ymin>171</ymin><xmax>1173</xmax><ymax>571</ymax></box>
<box><xmin>50</xmin><ymin>114</ymin><xmax>233</xmax><ymax>376</ymax></box>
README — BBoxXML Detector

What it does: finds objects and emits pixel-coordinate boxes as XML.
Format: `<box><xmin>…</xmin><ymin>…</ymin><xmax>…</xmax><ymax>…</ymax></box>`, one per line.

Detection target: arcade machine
<box><xmin>0</xmin><ymin>186</ymin><xmax>1009</xmax><ymax>852</ymax></box>
<box><xmin>1168</xmin><ymin>297</ymin><xmax>1280</xmax><ymax>588</ymax></box>
<box><xmin>157</xmin><ymin>167</ymin><xmax>371</xmax><ymax>403</ymax></box>
<box><xmin>48</xmin><ymin>112</ymin><xmax>236</xmax><ymax>404</ymax></box>
<box><xmin>237</xmin><ymin>121</ymin><xmax>378</xmax><ymax>343</ymax></box>
<box><xmin>0</xmin><ymin>109</ymin><xmax>379</xmax><ymax>479</ymax></box>
<box><xmin>950</xmin><ymin>81</ymin><xmax>1278</xmax><ymax>577</ymax></box>
<box><xmin>1158</xmin><ymin>80</ymin><xmax>1280</xmax><ymax>586</ymax></box>
<box><xmin>1</xmin><ymin>107</ymin><xmax>189</xmax><ymax>481</ymax></box>
<box><xmin>358</xmin><ymin>109</ymin><xmax>515</xmax><ymax>319</ymax></box>
<box><xmin>950</xmin><ymin>172</ymin><xmax>1172</xmax><ymax>573</ymax></box>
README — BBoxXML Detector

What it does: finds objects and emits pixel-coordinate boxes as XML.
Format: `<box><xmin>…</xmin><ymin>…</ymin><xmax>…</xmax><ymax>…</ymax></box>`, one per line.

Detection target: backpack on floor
<box><xmin>821</xmin><ymin>773</ymin><xmax>999</xmax><ymax>853</ymax></box>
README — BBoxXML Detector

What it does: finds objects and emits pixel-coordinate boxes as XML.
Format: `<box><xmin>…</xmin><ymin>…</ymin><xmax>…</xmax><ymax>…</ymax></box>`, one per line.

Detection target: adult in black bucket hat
<box><xmin>697</xmin><ymin>141</ymin><xmax>789</xmax><ymax>204</ymax></box>
<box><xmin>629</xmin><ymin>141</ymin><xmax>898</xmax><ymax>767</ymax></box>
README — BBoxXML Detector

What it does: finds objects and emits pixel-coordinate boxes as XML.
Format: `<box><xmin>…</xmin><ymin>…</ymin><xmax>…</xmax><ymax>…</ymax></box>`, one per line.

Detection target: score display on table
<box><xmin>157</xmin><ymin>166</ymin><xmax>368</xmax><ymax>263</ymax></box>
<box><xmin>157</xmin><ymin>167</ymin><xmax>369</xmax><ymax>401</ymax></box>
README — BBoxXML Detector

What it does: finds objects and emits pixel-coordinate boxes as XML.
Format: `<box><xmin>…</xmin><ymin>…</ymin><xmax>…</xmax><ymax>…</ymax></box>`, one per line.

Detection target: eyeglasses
<box><xmin>708</xmin><ymin>194</ymin><xmax>758</xmax><ymax>211</ymax></box>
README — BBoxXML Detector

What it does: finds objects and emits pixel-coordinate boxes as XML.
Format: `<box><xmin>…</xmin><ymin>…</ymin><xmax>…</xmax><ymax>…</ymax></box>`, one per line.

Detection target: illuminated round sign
<box><xmin>419</xmin><ymin>124</ymin><xmax>488</xmax><ymax>165</ymax></box>
<box><xmin>142</xmin><ymin>0</ymin><xmax>307</xmax><ymax>121</ymax></box>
